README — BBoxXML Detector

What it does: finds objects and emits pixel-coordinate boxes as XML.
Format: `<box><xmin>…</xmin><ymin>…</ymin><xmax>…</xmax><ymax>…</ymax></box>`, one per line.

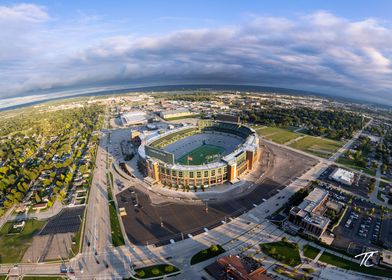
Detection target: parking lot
<box><xmin>332</xmin><ymin>207</ymin><xmax>385</xmax><ymax>253</ymax></box>
<box><xmin>39</xmin><ymin>206</ymin><xmax>85</xmax><ymax>235</ymax></box>
<box><xmin>318</xmin><ymin>166</ymin><xmax>371</xmax><ymax>198</ymax></box>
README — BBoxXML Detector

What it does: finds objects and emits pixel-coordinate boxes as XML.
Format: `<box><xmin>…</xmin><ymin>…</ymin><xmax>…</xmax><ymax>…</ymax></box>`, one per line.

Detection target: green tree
<box><xmin>136</xmin><ymin>270</ymin><xmax>145</xmax><ymax>277</ymax></box>
<box><xmin>151</xmin><ymin>268</ymin><xmax>160</xmax><ymax>275</ymax></box>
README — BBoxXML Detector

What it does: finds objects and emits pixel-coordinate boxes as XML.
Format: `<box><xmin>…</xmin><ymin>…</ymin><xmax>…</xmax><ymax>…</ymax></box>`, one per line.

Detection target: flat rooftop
<box><xmin>121</xmin><ymin>111</ymin><xmax>147</xmax><ymax>125</ymax></box>
<box><xmin>299</xmin><ymin>187</ymin><xmax>329</xmax><ymax>213</ymax></box>
<box><xmin>331</xmin><ymin>168</ymin><xmax>354</xmax><ymax>184</ymax></box>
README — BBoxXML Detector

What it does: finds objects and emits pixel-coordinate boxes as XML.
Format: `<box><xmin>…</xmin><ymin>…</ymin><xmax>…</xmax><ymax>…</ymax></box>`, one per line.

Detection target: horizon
<box><xmin>2</xmin><ymin>83</ymin><xmax>391</xmax><ymax>112</ymax></box>
<box><xmin>1</xmin><ymin>1</ymin><xmax>392</xmax><ymax>106</ymax></box>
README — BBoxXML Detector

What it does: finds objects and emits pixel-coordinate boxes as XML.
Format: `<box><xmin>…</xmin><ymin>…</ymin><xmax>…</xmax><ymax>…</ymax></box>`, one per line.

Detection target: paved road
<box><xmin>82</xmin><ymin>131</ymin><xmax>111</xmax><ymax>256</ymax></box>
<box><xmin>2</xmin><ymin>123</ymin><xmax>388</xmax><ymax>280</ymax></box>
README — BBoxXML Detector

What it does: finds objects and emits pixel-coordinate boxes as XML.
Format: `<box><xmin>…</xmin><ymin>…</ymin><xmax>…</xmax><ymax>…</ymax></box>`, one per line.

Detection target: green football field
<box><xmin>177</xmin><ymin>144</ymin><xmax>225</xmax><ymax>165</ymax></box>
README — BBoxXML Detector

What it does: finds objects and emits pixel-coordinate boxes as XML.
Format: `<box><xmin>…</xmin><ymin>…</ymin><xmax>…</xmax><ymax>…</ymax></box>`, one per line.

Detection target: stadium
<box><xmin>138</xmin><ymin>119</ymin><xmax>260</xmax><ymax>189</ymax></box>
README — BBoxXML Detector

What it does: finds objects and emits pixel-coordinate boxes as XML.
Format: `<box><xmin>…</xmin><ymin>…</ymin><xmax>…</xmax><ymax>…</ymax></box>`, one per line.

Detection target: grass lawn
<box><xmin>289</xmin><ymin>136</ymin><xmax>343</xmax><ymax>158</ymax></box>
<box><xmin>0</xmin><ymin>219</ymin><xmax>46</xmax><ymax>264</ymax></box>
<box><xmin>109</xmin><ymin>199</ymin><xmax>125</xmax><ymax>247</ymax></box>
<box><xmin>22</xmin><ymin>276</ymin><xmax>65</xmax><ymax>280</ymax></box>
<box><xmin>133</xmin><ymin>264</ymin><xmax>180</xmax><ymax>278</ymax></box>
<box><xmin>106</xmin><ymin>175</ymin><xmax>125</xmax><ymax>247</ymax></box>
<box><xmin>256</xmin><ymin>127</ymin><xmax>302</xmax><ymax>144</ymax></box>
<box><xmin>319</xmin><ymin>251</ymin><xmax>392</xmax><ymax>278</ymax></box>
<box><xmin>260</xmin><ymin>241</ymin><xmax>301</xmax><ymax>267</ymax></box>
<box><xmin>303</xmin><ymin>245</ymin><xmax>320</xmax><ymax>259</ymax></box>
<box><xmin>190</xmin><ymin>245</ymin><xmax>225</xmax><ymax>265</ymax></box>
<box><xmin>177</xmin><ymin>144</ymin><xmax>225</xmax><ymax>165</ymax></box>
<box><xmin>336</xmin><ymin>157</ymin><xmax>376</xmax><ymax>176</ymax></box>
<box><xmin>69</xmin><ymin>220</ymin><xmax>83</xmax><ymax>258</ymax></box>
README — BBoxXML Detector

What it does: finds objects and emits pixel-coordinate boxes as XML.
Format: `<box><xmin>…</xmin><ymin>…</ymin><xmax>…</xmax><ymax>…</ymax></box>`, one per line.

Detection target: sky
<box><xmin>0</xmin><ymin>0</ymin><xmax>392</xmax><ymax>107</ymax></box>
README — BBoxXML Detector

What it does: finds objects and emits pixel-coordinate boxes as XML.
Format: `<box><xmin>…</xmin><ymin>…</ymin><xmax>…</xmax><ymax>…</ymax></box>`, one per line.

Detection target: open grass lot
<box><xmin>289</xmin><ymin>136</ymin><xmax>343</xmax><ymax>158</ymax></box>
<box><xmin>336</xmin><ymin>157</ymin><xmax>376</xmax><ymax>176</ymax></box>
<box><xmin>260</xmin><ymin>241</ymin><xmax>301</xmax><ymax>267</ymax></box>
<box><xmin>133</xmin><ymin>264</ymin><xmax>180</xmax><ymax>278</ymax></box>
<box><xmin>177</xmin><ymin>144</ymin><xmax>224</xmax><ymax>165</ymax></box>
<box><xmin>256</xmin><ymin>127</ymin><xmax>302</xmax><ymax>144</ymax></box>
<box><xmin>303</xmin><ymin>245</ymin><xmax>320</xmax><ymax>259</ymax></box>
<box><xmin>0</xmin><ymin>219</ymin><xmax>46</xmax><ymax>263</ymax></box>
<box><xmin>190</xmin><ymin>245</ymin><xmax>225</xmax><ymax>265</ymax></box>
<box><xmin>319</xmin><ymin>251</ymin><xmax>392</xmax><ymax>278</ymax></box>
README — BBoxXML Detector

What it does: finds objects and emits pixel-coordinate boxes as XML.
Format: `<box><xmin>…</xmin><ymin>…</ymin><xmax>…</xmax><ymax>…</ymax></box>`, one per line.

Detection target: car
<box><xmin>60</xmin><ymin>264</ymin><xmax>68</xmax><ymax>273</ymax></box>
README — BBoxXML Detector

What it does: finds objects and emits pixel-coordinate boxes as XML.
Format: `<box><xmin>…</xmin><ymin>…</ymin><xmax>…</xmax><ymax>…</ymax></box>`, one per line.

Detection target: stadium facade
<box><xmin>138</xmin><ymin>120</ymin><xmax>260</xmax><ymax>189</ymax></box>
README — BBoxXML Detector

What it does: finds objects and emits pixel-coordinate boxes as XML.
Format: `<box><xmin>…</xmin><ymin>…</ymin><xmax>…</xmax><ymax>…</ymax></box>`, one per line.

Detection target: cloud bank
<box><xmin>0</xmin><ymin>3</ymin><xmax>392</xmax><ymax>104</ymax></box>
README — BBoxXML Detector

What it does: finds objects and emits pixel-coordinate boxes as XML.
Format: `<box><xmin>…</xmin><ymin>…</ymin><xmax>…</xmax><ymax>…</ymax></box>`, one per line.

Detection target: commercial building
<box><xmin>380</xmin><ymin>251</ymin><xmax>392</xmax><ymax>269</ymax></box>
<box><xmin>121</xmin><ymin>111</ymin><xmax>148</xmax><ymax>126</ymax></box>
<box><xmin>205</xmin><ymin>255</ymin><xmax>271</xmax><ymax>280</ymax></box>
<box><xmin>159</xmin><ymin>109</ymin><xmax>195</xmax><ymax>120</ymax></box>
<box><xmin>288</xmin><ymin>188</ymin><xmax>331</xmax><ymax>238</ymax></box>
<box><xmin>329</xmin><ymin>168</ymin><xmax>355</xmax><ymax>186</ymax></box>
<box><xmin>138</xmin><ymin>120</ymin><xmax>260</xmax><ymax>189</ymax></box>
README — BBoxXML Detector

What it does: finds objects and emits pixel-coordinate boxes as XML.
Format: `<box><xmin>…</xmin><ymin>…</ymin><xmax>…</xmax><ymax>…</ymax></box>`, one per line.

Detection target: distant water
<box><xmin>0</xmin><ymin>84</ymin><xmax>374</xmax><ymax>112</ymax></box>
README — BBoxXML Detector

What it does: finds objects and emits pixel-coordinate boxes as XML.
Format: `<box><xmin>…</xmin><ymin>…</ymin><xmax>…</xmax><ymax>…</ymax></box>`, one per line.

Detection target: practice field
<box><xmin>176</xmin><ymin>144</ymin><xmax>225</xmax><ymax>165</ymax></box>
<box><xmin>289</xmin><ymin>136</ymin><xmax>343</xmax><ymax>158</ymax></box>
<box><xmin>256</xmin><ymin>127</ymin><xmax>302</xmax><ymax>144</ymax></box>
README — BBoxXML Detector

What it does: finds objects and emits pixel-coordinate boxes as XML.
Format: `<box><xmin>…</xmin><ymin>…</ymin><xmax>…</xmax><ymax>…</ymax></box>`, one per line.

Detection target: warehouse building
<box><xmin>121</xmin><ymin>111</ymin><xmax>148</xmax><ymax>126</ymax></box>
<box><xmin>329</xmin><ymin>168</ymin><xmax>355</xmax><ymax>186</ymax></box>
<box><xmin>159</xmin><ymin>108</ymin><xmax>195</xmax><ymax>120</ymax></box>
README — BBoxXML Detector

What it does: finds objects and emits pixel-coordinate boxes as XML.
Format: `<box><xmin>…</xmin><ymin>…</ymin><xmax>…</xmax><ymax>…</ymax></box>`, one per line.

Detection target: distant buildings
<box><xmin>330</xmin><ymin>168</ymin><xmax>355</xmax><ymax>186</ymax></box>
<box><xmin>121</xmin><ymin>111</ymin><xmax>148</xmax><ymax>126</ymax></box>
<box><xmin>159</xmin><ymin>109</ymin><xmax>195</xmax><ymax>120</ymax></box>
<box><xmin>288</xmin><ymin>188</ymin><xmax>331</xmax><ymax>238</ymax></box>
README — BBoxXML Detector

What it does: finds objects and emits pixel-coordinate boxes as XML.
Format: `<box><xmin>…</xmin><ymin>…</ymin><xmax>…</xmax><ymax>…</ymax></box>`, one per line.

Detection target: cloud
<box><xmin>0</xmin><ymin>6</ymin><xmax>391</xmax><ymax>105</ymax></box>
<box><xmin>0</xmin><ymin>3</ymin><xmax>49</xmax><ymax>22</ymax></box>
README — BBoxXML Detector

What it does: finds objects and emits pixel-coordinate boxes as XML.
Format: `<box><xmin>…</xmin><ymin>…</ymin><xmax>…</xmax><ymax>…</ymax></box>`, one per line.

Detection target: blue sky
<box><xmin>0</xmin><ymin>0</ymin><xmax>392</xmax><ymax>107</ymax></box>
